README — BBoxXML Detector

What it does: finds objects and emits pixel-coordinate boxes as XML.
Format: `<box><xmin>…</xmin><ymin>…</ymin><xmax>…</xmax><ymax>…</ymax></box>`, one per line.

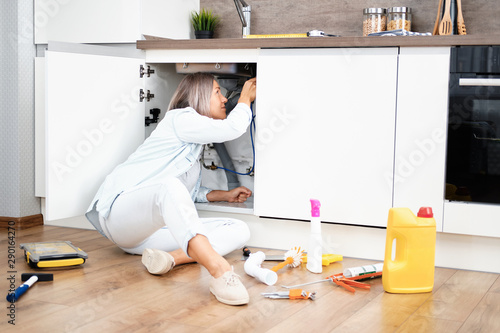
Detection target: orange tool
<box><xmin>282</xmin><ymin>271</ymin><xmax>382</xmax><ymax>290</ymax></box>
<box><xmin>326</xmin><ymin>272</ymin><xmax>382</xmax><ymax>293</ymax></box>
<box><xmin>261</xmin><ymin>289</ymin><xmax>316</xmax><ymax>300</ymax></box>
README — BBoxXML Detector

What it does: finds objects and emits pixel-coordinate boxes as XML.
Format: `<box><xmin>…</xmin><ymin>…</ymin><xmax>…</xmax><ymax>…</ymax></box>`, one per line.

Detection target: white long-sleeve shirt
<box><xmin>86</xmin><ymin>103</ymin><xmax>252</xmax><ymax>222</ymax></box>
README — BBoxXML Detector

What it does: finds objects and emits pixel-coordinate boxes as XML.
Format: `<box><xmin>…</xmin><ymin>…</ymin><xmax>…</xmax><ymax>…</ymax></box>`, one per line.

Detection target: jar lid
<box><xmin>387</xmin><ymin>7</ymin><xmax>412</xmax><ymax>13</ymax></box>
<box><xmin>363</xmin><ymin>7</ymin><xmax>387</xmax><ymax>14</ymax></box>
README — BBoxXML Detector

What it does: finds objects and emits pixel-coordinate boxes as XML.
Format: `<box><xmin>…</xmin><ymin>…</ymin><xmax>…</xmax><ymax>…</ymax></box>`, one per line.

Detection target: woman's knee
<box><xmin>201</xmin><ymin>218</ymin><xmax>251</xmax><ymax>255</ymax></box>
<box><xmin>226</xmin><ymin>218</ymin><xmax>251</xmax><ymax>247</ymax></box>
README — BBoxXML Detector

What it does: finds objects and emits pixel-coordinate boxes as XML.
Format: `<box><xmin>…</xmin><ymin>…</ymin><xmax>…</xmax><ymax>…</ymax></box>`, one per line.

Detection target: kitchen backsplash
<box><xmin>201</xmin><ymin>0</ymin><xmax>500</xmax><ymax>38</ymax></box>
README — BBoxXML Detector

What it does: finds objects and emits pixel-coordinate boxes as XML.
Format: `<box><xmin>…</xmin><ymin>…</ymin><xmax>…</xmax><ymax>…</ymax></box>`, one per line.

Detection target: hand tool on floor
<box><xmin>281</xmin><ymin>271</ymin><xmax>382</xmax><ymax>293</ymax></box>
<box><xmin>270</xmin><ymin>246</ymin><xmax>304</xmax><ymax>272</ymax></box>
<box><xmin>242</xmin><ymin>247</ymin><xmax>343</xmax><ymax>266</ymax></box>
<box><xmin>262</xmin><ymin>289</ymin><xmax>316</xmax><ymax>300</ymax></box>
<box><xmin>241</xmin><ymin>247</ymin><xmax>283</xmax><ymax>260</ymax></box>
<box><xmin>6</xmin><ymin>273</ymin><xmax>54</xmax><ymax>302</ymax></box>
<box><xmin>329</xmin><ymin>273</ymin><xmax>373</xmax><ymax>293</ymax></box>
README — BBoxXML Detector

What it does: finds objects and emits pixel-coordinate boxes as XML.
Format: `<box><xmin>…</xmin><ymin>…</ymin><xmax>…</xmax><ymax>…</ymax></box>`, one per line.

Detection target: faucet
<box><xmin>233</xmin><ymin>0</ymin><xmax>251</xmax><ymax>36</ymax></box>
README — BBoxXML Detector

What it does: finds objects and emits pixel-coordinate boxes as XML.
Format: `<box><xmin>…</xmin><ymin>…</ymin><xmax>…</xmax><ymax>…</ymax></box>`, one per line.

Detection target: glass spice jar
<box><xmin>387</xmin><ymin>7</ymin><xmax>412</xmax><ymax>31</ymax></box>
<box><xmin>363</xmin><ymin>8</ymin><xmax>387</xmax><ymax>36</ymax></box>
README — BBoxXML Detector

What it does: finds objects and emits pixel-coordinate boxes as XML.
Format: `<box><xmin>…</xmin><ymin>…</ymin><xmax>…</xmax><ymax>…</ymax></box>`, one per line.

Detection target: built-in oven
<box><xmin>444</xmin><ymin>46</ymin><xmax>500</xmax><ymax>237</ymax></box>
<box><xmin>446</xmin><ymin>46</ymin><xmax>500</xmax><ymax>203</ymax></box>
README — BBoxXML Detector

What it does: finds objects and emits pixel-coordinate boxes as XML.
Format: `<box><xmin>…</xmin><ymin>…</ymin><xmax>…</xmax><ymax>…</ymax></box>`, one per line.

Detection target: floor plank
<box><xmin>396</xmin><ymin>316</ymin><xmax>463</xmax><ymax>333</ymax></box>
<box><xmin>414</xmin><ymin>270</ymin><xmax>499</xmax><ymax>322</ymax></box>
<box><xmin>458</xmin><ymin>291</ymin><xmax>500</xmax><ymax>332</ymax></box>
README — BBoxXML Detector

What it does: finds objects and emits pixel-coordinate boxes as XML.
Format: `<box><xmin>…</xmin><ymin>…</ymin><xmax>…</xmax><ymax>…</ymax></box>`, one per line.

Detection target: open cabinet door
<box><xmin>45</xmin><ymin>42</ymin><xmax>145</xmax><ymax>221</ymax></box>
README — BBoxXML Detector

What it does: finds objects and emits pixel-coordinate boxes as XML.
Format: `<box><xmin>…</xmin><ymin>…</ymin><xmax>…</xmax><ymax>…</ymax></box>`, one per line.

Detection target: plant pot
<box><xmin>195</xmin><ymin>30</ymin><xmax>214</xmax><ymax>39</ymax></box>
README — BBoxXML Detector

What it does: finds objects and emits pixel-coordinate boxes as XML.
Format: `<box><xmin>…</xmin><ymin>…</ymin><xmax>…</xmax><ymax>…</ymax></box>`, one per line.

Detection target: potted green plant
<box><xmin>191</xmin><ymin>8</ymin><xmax>220</xmax><ymax>39</ymax></box>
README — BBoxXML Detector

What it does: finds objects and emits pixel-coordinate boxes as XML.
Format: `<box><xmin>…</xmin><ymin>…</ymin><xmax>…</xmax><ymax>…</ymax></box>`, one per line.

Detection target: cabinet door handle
<box><xmin>459</xmin><ymin>78</ymin><xmax>500</xmax><ymax>86</ymax></box>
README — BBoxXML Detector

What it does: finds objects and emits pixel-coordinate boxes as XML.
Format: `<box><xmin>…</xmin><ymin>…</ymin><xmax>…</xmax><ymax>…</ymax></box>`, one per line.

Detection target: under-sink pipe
<box><xmin>212</xmin><ymin>91</ymin><xmax>242</xmax><ymax>190</ymax></box>
<box><xmin>244</xmin><ymin>251</ymin><xmax>278</xmax><ymax>286</ymax></box>
<box><xmin>201</xmin><ymin>88</ymin><xmax>249</xmax><ymax>188</ymax></box>
<box><xmin>213</xmin><ymin>142</ymin><xmax>240</xmax><ymax>190</ymax></box>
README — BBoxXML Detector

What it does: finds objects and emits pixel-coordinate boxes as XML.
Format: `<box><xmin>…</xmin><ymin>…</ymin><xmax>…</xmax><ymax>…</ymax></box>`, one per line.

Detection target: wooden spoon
<box><xmin>433</xmin><ymin>0</ymin><xmax>444</xmax><ymax>35</ymax></box>
<box><xmin>457</xmin><ymin>0</ymin><xmax>467</xmax><ymax>35</ymax></box>
<box><xmin>438</xmin><ymin>0</ymin><xmax>452</xmax><ymax>35</ymax></box>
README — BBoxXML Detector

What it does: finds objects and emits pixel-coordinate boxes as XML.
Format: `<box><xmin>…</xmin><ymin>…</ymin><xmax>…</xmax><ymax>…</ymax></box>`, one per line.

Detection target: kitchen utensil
<box><xmin>438</xmin><ymin>0</ymin><xmax>452</xmax><ymax>35</ymax></box>
<box><xmin>456</xmin><ymin>0</ymin><xmax>466</xmax><ymax>35</ymax></box>
<box><xmin>433</xmin><ymin>0</ymin><xmax>444</xmax><ymax>35</ymax></box>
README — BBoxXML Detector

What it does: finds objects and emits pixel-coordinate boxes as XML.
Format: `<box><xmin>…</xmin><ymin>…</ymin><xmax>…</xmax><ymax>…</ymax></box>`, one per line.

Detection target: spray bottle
<box><xmin>306</xmin><ymin>199</ymin><xmax>323</xmax><ymax>273</ymax></box>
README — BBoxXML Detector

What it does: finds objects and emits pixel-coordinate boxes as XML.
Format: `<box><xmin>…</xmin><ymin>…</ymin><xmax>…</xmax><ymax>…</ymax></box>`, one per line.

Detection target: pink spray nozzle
<box><xmin>310</xmin><ymin>199</ymin><xmax>321</xmax><ymax>217</ymax></box>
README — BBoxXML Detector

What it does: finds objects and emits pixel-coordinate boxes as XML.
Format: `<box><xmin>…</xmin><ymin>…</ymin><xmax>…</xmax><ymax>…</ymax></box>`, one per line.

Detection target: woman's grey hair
<box><xmin>168</xmin><ymin>72</ymin><xmax>215</xmax><ymax>116</ymax></box>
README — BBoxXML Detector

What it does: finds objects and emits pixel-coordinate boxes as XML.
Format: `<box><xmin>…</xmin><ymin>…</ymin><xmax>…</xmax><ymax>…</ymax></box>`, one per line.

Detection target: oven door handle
<box><xmin>459</xmin><ymin>78</ymin><xmax>500</xmax><ymax>86</ymax></box>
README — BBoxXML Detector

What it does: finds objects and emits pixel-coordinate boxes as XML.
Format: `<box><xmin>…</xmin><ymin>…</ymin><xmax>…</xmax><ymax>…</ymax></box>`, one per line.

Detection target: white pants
<box><xmin>101</xmin><ymin>177</ymin><xmax>250</xmax><ymax>256</ymax></box>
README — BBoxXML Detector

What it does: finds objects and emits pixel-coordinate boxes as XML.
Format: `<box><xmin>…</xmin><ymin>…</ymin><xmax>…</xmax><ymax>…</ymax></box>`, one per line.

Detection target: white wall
<box><xmin>0</xmin><ymin>0</ymin><xmax>40</xmax><ymax>217</ymax></box>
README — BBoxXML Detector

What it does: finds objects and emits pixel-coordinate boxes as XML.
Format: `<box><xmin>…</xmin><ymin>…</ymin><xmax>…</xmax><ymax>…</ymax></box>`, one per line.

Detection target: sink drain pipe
<box><xmin>213</xmin><ymin>142</ymin><xmax>240</xmax><ymax>190</ymax></box>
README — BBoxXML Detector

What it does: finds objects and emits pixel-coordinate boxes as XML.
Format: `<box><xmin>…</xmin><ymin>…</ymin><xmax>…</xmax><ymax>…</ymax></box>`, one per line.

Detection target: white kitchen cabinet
<box><xmin>35</xmin><ymin>0</ymin><xmax>199</xmax><ymax>44</ymax></box>
<box><xmin>392</xmin><ymin>47</ymin><xmax>450</xmax><ymax>231</ymax></box>
<box><xmin>443</xmin><ymin>201</ymin><xmax>500</xmax><ymax>237</ymax></box>
<box><xmin>39</xmin><ymin>43</ymin><xmax>258</xmax><ymax>222</ymax></box>
<box><xmin>44</xmin><ymin>42</ymin><xmax>149</xmax><ymax>221</ymax></box>
<box><xmin>254</xmin><ymin>48</ymin><xmax>399</xmax><ymax>227</ymax></box>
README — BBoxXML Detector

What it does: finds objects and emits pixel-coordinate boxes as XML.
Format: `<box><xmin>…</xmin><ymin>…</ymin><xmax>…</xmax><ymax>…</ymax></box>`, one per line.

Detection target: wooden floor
<box><xmin>1</xmin><ymin>225</ymin><xmax>500</xmax><ymax>333</ymax></box>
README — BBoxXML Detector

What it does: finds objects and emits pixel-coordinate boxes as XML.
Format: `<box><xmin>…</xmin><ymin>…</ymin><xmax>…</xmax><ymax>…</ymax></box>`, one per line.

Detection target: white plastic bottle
<box><xmin>306</xmin><ymin>199</ymin><xmax>323</xmax><ymax>273</ymax></box>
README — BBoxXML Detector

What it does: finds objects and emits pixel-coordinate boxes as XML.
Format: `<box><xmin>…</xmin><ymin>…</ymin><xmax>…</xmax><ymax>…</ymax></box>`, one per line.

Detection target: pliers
<box><xmin>281</xmin><ymin>271</ymin><xmax>381</xmax><ymax>293</ymax></box>
<box><xmin>326</xmin><ymin>272</ymin><xmax>381</xmax><ymax>293</ymax></box>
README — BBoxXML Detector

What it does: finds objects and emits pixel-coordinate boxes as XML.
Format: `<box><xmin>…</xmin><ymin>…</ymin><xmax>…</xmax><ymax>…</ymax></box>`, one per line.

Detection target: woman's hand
<box><xmin>238</xmin><ymin>77</ymin><xmax>257</xmax><ymax>107</ymax></box>
<box><xmin>207</xmin><ymin>186</ymin><xmax>253</xmax><ymax>203</ymax></box>
<box><xmin>226</xmin><ymin>186</ymin><xmax>252</xmax><ymax>203</ymax></box>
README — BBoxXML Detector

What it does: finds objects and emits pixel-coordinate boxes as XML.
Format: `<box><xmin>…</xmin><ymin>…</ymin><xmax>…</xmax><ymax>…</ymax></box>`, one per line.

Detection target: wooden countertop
<box><xmin>137</xmin><ymin>34</ymin><xmax>500</xmax><ymax>50</ymax></box>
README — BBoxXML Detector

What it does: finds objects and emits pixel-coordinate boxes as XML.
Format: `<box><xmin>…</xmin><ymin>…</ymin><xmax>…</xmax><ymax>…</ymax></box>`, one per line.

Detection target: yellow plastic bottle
<box><xmin>382</xmin><ymin>207</ymin><xmax>436</xmax><ymax>293</ymax></box>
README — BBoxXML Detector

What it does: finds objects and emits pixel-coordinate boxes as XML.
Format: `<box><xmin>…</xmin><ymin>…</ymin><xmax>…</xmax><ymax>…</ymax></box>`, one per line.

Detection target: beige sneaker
<box><xmin>142</xmin><ymin>248</ymin><xmax>175</xmax><ymax>275</ymax></box>
<box><xmin>209</xmin><ymin>270</ymin><xmax>249</xmax><ymax>305</ymax></box>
